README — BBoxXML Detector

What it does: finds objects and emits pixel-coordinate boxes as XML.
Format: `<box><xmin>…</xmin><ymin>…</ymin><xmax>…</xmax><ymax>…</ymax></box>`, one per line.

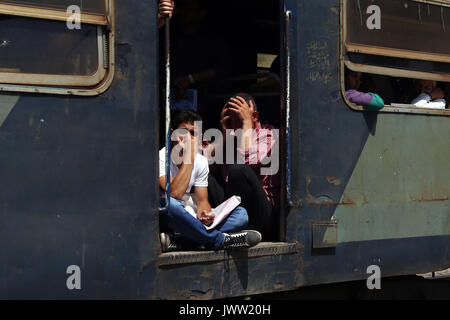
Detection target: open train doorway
<box><xmin>158</xmin><ymin>0</ymin><xmax>287</xmax><ymax>250</ymax></box>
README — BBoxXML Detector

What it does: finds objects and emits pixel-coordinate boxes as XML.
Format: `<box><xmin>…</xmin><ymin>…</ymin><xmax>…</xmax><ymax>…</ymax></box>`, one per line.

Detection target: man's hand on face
<box><xmin>197</xmin><ymin>210</ymin><xmax>215</xmax><ymax>226</ymax></box>
<box><xmin>177</xmin><ymin>131</ymin><xmax>197</xmax><ymax>165</ymax></box>
<box><xmin>227</xmin><ymin>96</ymin><xmax>254</xmax><ymax>130</ymax></box>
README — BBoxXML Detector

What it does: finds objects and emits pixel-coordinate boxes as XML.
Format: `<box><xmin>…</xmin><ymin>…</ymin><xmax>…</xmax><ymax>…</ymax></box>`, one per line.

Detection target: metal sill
<box><xmin>158</xmin><ymin>242</ymin><xmax>300</xmax><ymax>267</ymax></box>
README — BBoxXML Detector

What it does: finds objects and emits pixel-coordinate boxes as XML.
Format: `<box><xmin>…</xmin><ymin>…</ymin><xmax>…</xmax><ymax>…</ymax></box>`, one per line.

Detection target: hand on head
<box><xmin>220</xmin><ymin>95</ymin><xmax>258</xmax><ymax>131</ymax></box>
<box><xmin>228</xmin><ymin>96</ymin><xmax>254</xmax><ymax>123</ymax></box>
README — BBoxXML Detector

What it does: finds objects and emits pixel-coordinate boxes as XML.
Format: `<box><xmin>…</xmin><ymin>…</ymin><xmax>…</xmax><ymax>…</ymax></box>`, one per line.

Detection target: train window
<box><xmin>0</xmin><ymin>0</ymin><xmax>113</xmax><ymax>95</ymax></box>
<box><xmin>0</xmin><ymin>0</ymin><xmax>106</xmax><ymax>15</ymax></box>
<box><xmin>346</xmin><ymin>0</ymin><xmax>450</xmax><ymax>59</ymax></box>
<box><xmin>0</xmin><ymin>0</ymin><xmax>108</xmax><ymax>24</ymax></box>
<box><xmin>342</xmin><ymin>0</ymin><xmax>450</xmax><ymax>115</ymax></box>
<box><xmin>0</xmin><ymin>16</ymin><xmax>103</xmax><ymax>84</ymax></box>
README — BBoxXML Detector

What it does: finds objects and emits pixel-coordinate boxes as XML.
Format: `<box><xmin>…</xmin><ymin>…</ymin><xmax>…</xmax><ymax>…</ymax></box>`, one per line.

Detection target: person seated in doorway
<box><xmin>345</xmin><ymin>68</ymin><xmax>385</xmax><ymax>111</ymax></box>
<box><xmin>204</xmin><ymin>93</ymin><xmax>280</xmax><ymax>242</ymax></box>
<box><xmin>159</xmin><ymin>110</ymin><xmax>262</xmax><ymax>252</ymax></box>
<box><xmin>410</xmin><ymin>79</ymin><xmax>446</xmax><ymax>110</ymax></box>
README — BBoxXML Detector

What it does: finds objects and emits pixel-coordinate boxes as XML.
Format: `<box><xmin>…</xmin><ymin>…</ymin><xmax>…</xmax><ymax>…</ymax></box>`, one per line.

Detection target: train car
<box><xmin>0</xmin><ymin>0</ymin><xmax>448</xmax><ymax>299</ymax></box>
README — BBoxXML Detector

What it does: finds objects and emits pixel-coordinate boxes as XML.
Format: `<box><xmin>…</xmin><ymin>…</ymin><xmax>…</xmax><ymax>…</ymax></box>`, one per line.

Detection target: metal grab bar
<box><xmin>285</xmin><ymin>9</ymin><xmax>293</xmax><ymax>206</ymax></box>
<box><xmin>159</xmin><ymin>15</ymin><xmax>171</xmax><ymax>213</ymax></box>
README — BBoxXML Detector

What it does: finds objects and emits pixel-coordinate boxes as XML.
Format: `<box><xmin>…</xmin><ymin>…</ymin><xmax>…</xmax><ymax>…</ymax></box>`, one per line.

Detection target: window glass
<box><xmin>348</xmin><ymin>52</ymin><xmax>450</xmax><ymax>74</ymax></box>
<box><xmin>0</xmin><ymin>0</ymin><xmax>106</xmax><ymax>15</ymax></box>
<box><xmin>346</xmin><ymin>0</ymin><xmax>450</xmax><ymax>56</ymax></box>
<box><xmin>0</xmin><ymin>15</ymin><xmax>99</xmax><ymax>76</ymax></box>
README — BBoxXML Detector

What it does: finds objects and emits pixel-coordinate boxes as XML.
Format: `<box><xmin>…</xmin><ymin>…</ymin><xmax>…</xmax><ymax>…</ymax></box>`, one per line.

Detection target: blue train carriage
<box><xmin>0</xmin><ymin>0</ymin><xmax>448</xmax><ymax>299</ymax></box>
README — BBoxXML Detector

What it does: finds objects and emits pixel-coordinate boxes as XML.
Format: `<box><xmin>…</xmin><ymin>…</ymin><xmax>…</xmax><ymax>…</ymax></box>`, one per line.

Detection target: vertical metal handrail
<box><xmin>159</xmin><ymin>15</ymin><xmax>171</xmax><ymax>213</ymax></box>
<box><xmin>285</xmin><ymin>9</ymin><xmax>293</xmax><ymax>206</ymax></box>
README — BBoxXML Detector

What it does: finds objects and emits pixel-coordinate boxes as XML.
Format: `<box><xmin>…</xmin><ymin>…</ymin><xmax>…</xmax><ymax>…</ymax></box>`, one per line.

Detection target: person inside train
<box><xmin>204</xmin><ymin>93</ymin><xmax>280</xmax><ymax>242</ymax></box>
<box><xmin>410</xmin><ymin>79</ymin><xmax>446</xmax><ymax>110</ymax></box>
<box><xmin>345</xmin><ymin>68</ymin><xmax>385</xmax><ymax>111</ymax></box>
<box><xmin>158</xmin><ymin>0</ymin><xmax>175</xmax><ymax>28</ymax></box>
<box><xmin>159</xmin><ymin>110</ymin><xmax>262</xmax><ymax>252</ymax></box>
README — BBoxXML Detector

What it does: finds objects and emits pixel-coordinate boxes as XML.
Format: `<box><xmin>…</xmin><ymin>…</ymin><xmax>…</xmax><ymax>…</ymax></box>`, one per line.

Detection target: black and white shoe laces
<box><xmin>222</xmin><ymin>230</ymin><xmax>262</xmax><ymax>249</ymax></box>
<box><xmin>223</xmin><ymin>232</ymin><xmax>248</xmax><ymax>248</ymax></box>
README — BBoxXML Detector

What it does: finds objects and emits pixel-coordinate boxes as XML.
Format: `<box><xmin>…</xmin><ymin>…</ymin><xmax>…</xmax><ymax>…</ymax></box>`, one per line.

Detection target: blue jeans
<box><xmin>160</xmin><ymin>197</ymin><xmax>248</xmax><ymax>250</ymax></box>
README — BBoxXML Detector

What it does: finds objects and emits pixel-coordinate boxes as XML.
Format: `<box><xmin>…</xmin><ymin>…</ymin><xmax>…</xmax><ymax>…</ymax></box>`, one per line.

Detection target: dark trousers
<box><xmin>208</xmin><ymin>164</ymin><xmax>276</xmax><ymax>241</ymax></box>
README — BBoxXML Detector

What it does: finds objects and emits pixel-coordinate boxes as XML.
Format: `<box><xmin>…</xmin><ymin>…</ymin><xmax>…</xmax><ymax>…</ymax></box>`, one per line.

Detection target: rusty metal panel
<box><xmin>155</xmin><ymin>249</ymin><xmax>304</xmax><ymax>300</ymax></box>
<box><xmin>312</xmin><ymin>221</ymin><xmax>338</xmax><ymax>249</ymax></box>
<box><xmin>158</xmin><ymin>242</ymin><xmax>299</xmax><ymax>267</ymax></box>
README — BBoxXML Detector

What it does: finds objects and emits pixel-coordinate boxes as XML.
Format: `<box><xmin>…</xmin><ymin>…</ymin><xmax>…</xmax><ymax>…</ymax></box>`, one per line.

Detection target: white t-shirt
<box><xmin>411</xmin><ymin>93</ymin><xmax>446</xmax><ymax>109</ymax></box>
<box><xmin>159</xmin><ymin>147</ymin><xmax>209</xmax><ymax>215</ymax></box>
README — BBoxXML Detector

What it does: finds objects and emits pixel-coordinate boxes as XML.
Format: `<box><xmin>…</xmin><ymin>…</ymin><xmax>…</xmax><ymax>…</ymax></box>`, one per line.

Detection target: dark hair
<box><xmin>229</xmin><ymin>92</ymin><xmax>257</xmax><ymax>111</ymax></box>
<box><xmin>171</xmin><ymin>110</ymin><xmax>203</xmax><ymax>130</ymax></box>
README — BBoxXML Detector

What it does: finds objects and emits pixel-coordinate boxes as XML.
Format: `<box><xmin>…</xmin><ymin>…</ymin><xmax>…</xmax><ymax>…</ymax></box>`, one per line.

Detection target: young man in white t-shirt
<box><xmin>159</xmin><ymin>111</ymin><xmax>262</xmax><ymax>252</ymax></box>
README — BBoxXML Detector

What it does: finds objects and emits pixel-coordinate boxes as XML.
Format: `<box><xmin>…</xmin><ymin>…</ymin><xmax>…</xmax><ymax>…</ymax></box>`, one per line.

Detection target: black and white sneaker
<box><xmin>161</xmin><ymin>233</ymin><xmax>206</xmax><ymax>252</ymax></box>
<box><xmin>222</xmin><ymin>230</ymin><xmax>262</xmax><ymax>249</ymax></box>
<box><xmin>160</xmin><ymin>233</ymin><xmax>182</xmax><ymax>252</ymax></box>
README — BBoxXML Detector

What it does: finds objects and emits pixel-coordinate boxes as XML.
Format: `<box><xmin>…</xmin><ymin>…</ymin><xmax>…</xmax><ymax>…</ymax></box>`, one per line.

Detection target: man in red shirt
<box><xmin>205</xmin><ymin>93</ymin><xmax>280</xmax><ymax>241</ymax></box>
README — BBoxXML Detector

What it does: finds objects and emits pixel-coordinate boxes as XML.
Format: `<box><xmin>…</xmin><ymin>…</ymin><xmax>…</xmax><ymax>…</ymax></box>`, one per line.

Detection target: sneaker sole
<box><xmin>160</xmin><ymin>233</ymin><xmax>167</xmax><ymax>252</ymax></box>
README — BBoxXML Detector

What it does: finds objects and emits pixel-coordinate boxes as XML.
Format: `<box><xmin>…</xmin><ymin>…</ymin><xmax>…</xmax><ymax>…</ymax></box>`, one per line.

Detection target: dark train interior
<box><xmin>159</xmin><ymin>0</ymin><xmax>281</xmax><ymax>136</ymax></box>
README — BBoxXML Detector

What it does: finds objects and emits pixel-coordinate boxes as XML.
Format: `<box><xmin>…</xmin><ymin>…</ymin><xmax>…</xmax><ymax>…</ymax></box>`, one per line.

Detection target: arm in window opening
<box><xmin>345</xmin><ymin>69</ymin><xmax>385</xmax><ymax>111</ymax></box>
<box><xmin>346</xmin><ymin>90</ymin><xmax>385</xmax><ymax>110</ymax></box>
